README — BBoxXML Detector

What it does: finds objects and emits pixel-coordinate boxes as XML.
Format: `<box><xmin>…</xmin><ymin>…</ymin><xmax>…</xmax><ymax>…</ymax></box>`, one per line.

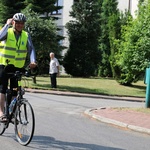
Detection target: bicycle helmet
<box><xmin>13</xmin><ymin>13</ymin><xmax>26</xmax><ymax>22</ymax></box>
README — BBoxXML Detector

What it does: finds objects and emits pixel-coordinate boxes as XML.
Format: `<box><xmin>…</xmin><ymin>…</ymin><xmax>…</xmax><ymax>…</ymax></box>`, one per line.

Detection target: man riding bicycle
<box><xmin>0</xmin><ymin>13</ymin><xmax>37</xmax><ymax>122</ymax></box>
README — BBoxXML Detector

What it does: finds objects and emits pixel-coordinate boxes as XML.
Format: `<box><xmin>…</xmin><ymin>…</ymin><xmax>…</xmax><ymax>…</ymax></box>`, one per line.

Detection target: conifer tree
<box><xmin>0</xmin><ymin>0</ymin><xmax>25</xmax><ymax>24</ymax></box>
<box><xmin>98</xmin><ymin>0</ymin><xmax>119</xmax><ymax>77</ymax></box>
<box><xmin>24</xmin><ymin>0</ymin><xmax>62</xmax><ymax>18</ymax></box>
<box><xmin>63</xmin><ymin>0</ymin><xmax>101</xmax><ymax>77</ymax></box>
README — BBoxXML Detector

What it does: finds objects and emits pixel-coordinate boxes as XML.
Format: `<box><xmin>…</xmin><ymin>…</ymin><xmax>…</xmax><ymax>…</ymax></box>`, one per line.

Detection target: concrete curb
<box><xmin>25</xmin><ymin>88</ymin><xmax>145</xmax><ymax>102</ymax></box>
<box><xmin>84</xmin><ymin>109</ymin><xmax>150</xmax><ymax>135</ymax></box>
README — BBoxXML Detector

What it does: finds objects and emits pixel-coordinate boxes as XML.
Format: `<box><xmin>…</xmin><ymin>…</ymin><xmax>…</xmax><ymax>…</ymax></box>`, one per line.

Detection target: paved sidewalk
<box><xmin>25</xmin><ymin>88</ymin><xmax>150</xmax><ymax>135</ymax></box>
<box><xmin>84</xmin><ymin>107</ymin><xmax>150</xmax><ymax>135</ymax></box>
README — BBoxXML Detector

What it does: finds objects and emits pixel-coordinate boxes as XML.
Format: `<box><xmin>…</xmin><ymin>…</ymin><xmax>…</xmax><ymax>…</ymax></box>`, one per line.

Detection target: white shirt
<box><xmin>49</xmin><ymin>57</ymin><xmax>59</xmax><ymax>74</ymax></box>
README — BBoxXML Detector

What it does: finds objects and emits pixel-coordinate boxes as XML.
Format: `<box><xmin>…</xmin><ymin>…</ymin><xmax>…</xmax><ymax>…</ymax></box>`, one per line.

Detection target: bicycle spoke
<box><xmin>14</xmin><ymin>100</ymin><xmax>35</xmax><ymax>146</ymax></box>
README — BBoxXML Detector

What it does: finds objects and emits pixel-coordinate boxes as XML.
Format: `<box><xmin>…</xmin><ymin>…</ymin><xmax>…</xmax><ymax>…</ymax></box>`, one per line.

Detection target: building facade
<box><xmin>118</xmin><ymin>0</ymin><xmax>139</xmax><ymax>18</ymax></box>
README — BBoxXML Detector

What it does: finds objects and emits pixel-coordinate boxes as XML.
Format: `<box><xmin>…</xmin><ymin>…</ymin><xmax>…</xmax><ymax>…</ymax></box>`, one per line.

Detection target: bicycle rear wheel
<box><xmin>14</xmin><ymin>99</ymin><xmax>35</xmax><ymax>146</ymax></box>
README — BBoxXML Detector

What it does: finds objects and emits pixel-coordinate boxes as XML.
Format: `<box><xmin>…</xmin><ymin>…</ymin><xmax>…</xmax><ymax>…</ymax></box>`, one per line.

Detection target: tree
<box><xmin>0</xmin><ymin>0</ymin><xmax>25</xmax><ymax>24</ymax></box>
<box><xmin>114</xmin><ymin>0</ymin><xmax>150</xmax><ymax>85</ymax></box>
<box><xmin>98</xmin><ymin>0</ymin><xmax>119</xmax><ymax>77</ymax></box>
<box><xmin>63</xmin><ymin>0</ymin><xmax>101</xmax><ymax>77</ymax></box>
<box><xmin>23</xmin><ymin>10</ymin><xmax>62</xmax><ymax>74</ymax></box>
<box><xmin>23</xmin><ymin>0</ymin><xmax>65</xmax><ymax>74</ymax></box>
<box><xmin>110</xmin><ymin>11</ymin><xmax>132</xmax><ymax>79</ymax></box>
<box><xmin>24</xmin><ymin>0</ymin><xmax>62</xmax><ymax>19</ymax></box>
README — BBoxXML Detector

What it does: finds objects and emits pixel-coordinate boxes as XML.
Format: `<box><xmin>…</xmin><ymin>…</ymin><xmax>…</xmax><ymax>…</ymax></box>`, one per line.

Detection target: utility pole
<box><xmin>145</xmin><ymin>68</ymin><xmax>150</xmax><ymax>108</ymax></box>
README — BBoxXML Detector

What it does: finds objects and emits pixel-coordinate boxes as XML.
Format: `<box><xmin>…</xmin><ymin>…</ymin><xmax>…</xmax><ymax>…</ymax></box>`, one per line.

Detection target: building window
<box><xmin>51</xmin><ymin>0</ymin><xmax>63</xmax><ymax>15</ymax></box>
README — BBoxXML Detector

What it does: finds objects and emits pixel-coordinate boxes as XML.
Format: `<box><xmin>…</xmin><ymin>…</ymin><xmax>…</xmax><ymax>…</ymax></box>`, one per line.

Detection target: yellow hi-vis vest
<box><xmin>0</xmin><ymin>28</ymin><xmax>28</xmax><ymax>68</ymax></box>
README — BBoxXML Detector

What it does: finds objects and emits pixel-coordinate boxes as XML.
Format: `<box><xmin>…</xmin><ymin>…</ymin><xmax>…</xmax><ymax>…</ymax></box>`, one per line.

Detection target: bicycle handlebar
<box><xmin>4</xmin><ymin>64</ymin><xmax>33</xmax><ymax>78</ymax></box>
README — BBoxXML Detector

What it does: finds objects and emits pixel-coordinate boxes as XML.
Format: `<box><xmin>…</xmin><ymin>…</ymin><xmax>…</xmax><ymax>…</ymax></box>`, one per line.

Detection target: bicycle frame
<box><xmin>3</xmin><ymin>71</ymin><xmax>24</xmax><ymax>128</ymax></box>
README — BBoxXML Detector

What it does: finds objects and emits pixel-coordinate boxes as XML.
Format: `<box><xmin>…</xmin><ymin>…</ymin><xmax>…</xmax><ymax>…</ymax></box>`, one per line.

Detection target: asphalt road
<box><xmin>0</xmin><ymin>92</ymin><xmax>149</xmax><ymax>150</ymax></box>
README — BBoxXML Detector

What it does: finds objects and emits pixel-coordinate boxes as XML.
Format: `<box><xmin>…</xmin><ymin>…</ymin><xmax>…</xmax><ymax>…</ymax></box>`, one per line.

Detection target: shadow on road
<box><xmin>29</xmin><ymin>135</ymin><xmax>125</xmax><ymax>150</ymax></box>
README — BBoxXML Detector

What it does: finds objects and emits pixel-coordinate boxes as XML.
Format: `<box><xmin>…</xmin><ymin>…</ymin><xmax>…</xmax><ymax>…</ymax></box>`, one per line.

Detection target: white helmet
<box><xmin>13</xmin><ymin>13</ymin><xmax>26</xmax><ymax>22</ymax></box>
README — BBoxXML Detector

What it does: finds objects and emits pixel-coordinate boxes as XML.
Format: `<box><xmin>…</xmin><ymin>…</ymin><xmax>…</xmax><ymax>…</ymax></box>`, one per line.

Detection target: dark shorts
<box><xmin>0</xmin><ymin>65</ymin><xmax>24</xmax><ymax>95</ymax></box>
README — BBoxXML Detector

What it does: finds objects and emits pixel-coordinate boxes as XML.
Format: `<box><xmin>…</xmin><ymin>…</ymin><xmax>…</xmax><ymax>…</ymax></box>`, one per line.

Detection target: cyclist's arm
<box><xmin>27</xmin><ymin>33</ymin><xmax>36</xmax><ymax>63</ymax></box>
<box><xmin>0</xmin><ymin>24</ymin><xmax>9</xmax><ymax>41</ymax></box>
<box><xmin>0</xmin><ymin>19</ymin><xmax>13</xmax><ymax>41</ymax></box>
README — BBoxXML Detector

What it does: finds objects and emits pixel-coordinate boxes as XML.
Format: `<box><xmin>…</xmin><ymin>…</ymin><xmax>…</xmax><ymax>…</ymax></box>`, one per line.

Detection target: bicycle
<box><xmin>0</xmin><ymin>64</ymin><xmax>35</xmax><ymax>146</ymax></box>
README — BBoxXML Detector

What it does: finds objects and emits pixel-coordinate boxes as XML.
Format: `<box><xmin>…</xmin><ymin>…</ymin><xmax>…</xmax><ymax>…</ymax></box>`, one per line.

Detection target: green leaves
<box><xmin>23</xmin><ymin>10</ymin><xmax>62</xmax><ymax>74</ymax></box>
<box><xmin>64</xmin><ymin>0</ymin><xmax>101</xmax><ymax>77</ymax></box>
<box><xmin>113</xmin><ymin>0</ymin><xmax>150</xmax><ymax>85</ymax></box>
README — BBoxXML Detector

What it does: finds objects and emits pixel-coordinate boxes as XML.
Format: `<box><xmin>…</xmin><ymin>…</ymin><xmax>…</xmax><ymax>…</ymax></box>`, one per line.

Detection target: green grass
<box><xmin>22</xmin><ymin>76</ymin><xmax>146</xmax><ymax>98</ymax></box>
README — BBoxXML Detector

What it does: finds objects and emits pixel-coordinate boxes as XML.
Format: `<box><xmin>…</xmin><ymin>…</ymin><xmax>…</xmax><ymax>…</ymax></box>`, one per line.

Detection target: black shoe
<box><xmin>0</xmin><ymin>115</ymin><xmax>8</xmax><ymax>123</ymax></box>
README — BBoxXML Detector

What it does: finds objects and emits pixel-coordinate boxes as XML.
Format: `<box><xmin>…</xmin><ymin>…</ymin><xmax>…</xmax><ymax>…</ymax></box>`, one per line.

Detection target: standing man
<box><xmin>0</xmin><ymin>13</ymin><xmax>37</xmax><ymax>122</ymax></box>
<box><xmin>49</xmin><ymin>52</ymin><xmax>59</xmax><ymax>88</ymax></box>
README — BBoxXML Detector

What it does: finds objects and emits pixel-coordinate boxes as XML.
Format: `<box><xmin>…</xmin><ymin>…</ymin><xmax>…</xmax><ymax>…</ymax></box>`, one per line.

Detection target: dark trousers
<box><xmin>50</xmin><ymin>73</ymin><xmax>57</xmax><ymax>88</ymax></box>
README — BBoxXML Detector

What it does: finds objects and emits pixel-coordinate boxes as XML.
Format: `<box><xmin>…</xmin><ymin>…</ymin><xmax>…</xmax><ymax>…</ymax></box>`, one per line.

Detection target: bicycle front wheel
<box><xmin>14</xmin><ymin>99</ymin><xmax>35</xmax><ymax>146</ymax></box>
<box><xmin>0</xmin><ymin>122</ymin><xmax>6</xmax><ymax>135</ymax></box>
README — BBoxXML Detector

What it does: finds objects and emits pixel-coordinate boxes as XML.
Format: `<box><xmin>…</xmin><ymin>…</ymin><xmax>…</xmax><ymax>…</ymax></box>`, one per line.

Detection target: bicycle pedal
<box><xmin>11</xmin><ymin>118</ymin><xmax>19</xmax><ymax>125</ymax></box>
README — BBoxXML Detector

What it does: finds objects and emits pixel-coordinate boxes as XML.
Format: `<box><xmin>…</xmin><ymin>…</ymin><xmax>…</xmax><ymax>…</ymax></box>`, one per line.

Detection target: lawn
<box><xmin>22</xmin><ymin>76</ymin><xmax>146</xmax><ymax>98</ymax></box>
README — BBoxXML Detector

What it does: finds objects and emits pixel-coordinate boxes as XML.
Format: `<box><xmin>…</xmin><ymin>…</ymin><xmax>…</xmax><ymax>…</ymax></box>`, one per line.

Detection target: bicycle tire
<box><xmin>14</xmin><ymin>99</ymin><xmax>35</xmax><ymax>146</ymax></box>
<box><xmin>0</xmin><ymin>122</ymin><xmax>6</xmax><ymax>135</ymax></box>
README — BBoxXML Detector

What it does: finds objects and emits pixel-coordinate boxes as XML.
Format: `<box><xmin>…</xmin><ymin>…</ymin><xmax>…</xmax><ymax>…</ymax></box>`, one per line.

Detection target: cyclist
<box><xmin>0</xmin><ymin>13</ymin><xmax>37</xmax><ymax>122</ymax></box>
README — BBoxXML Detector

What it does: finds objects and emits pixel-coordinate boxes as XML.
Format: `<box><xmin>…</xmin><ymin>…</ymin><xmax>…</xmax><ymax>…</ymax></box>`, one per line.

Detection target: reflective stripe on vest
<box><xmin>0</xmin><ymin>28</ymin><xmax>28</xmax><ymax>68</ymax></box>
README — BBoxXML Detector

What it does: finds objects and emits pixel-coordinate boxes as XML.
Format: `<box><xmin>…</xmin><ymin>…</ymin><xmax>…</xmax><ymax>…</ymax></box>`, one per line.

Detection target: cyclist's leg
<box><xmin>0</xmin><ymin>94</ymin><xmax>7</xmax><ymax>135</ymax></box>
<box><xmin>0</xmin><ymin>94</ymin><xmax>5</xmax><ymax>117</ymax></box>
<box><xmin>0</xmin><ymin>65</ymin><xmax>8</xmax><ymax>121</ymax></box>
